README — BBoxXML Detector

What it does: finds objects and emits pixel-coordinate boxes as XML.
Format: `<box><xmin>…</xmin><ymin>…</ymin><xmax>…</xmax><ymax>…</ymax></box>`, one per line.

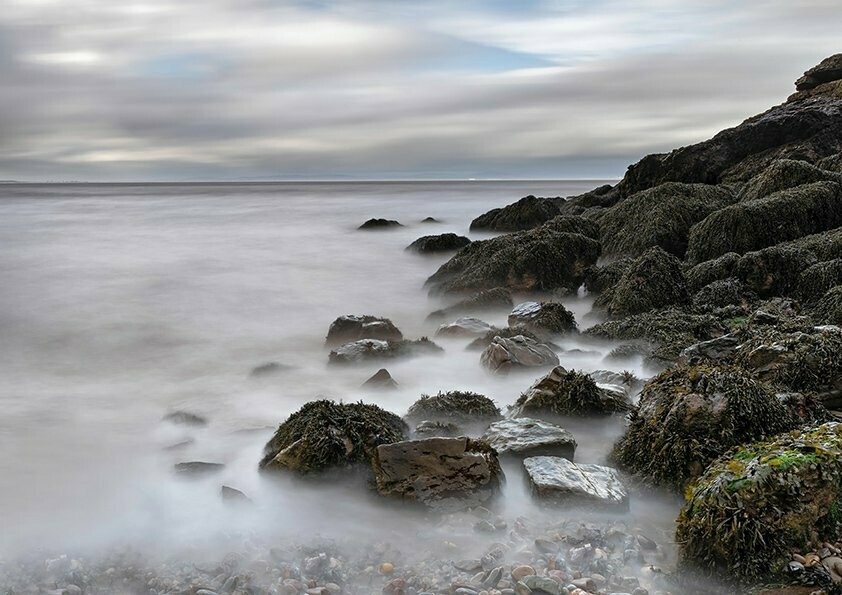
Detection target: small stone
<box><xmin>511</xmin><ymin>566</ymin><xmax>536</xmax><ymax>582</ymax></box>
<box><xmin>379</xmin><ymin>562</ymin><xmax>395</xmax><ymax>575</ymax></box>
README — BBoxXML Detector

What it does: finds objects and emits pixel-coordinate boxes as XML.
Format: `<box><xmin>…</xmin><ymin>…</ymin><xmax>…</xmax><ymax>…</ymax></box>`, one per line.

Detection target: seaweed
<box><xmin>404</xmin><ymin>391</ymin><xmax>502</xmax><ymax>425</ymax></box>
<box><xmin>601</xmin><ymin>247</ymin><xmax>690</xmax><ymax>317</ymax></box>
<box><xmin>515</xmin><ymin>366</ymin><xmax>632</xmax><ymax>417</ymax></box>
<box><xmin>812</xmin><ymin>285</ymin><xmax>842</xmax><ymax>325</ymax></box>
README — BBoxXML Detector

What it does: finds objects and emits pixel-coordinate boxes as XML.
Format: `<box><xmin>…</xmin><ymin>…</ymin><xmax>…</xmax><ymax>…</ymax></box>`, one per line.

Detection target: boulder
<box><xmin>249</xmin><ymin>361</ymin><xmax>293</xmax><ymax>377</ymax></box>
<box><xmin>583</xmin><ymin>258</ymin><xmax>633</xmax><ymax>295</ymax></box>
<box><xmin>738</xmin><ymin>159</ymin><xmax>842</xmax><ymax>202</ymax></box>
<box><xmin>813</xmin><ymin>285</ymin><xmax>842</xmax><ymax>325</ymax></box>
<box><xmin>325</xmin><ymin>314</ymin><xmax>403</xmax><ymax>347</ymax></box>
<box><xmin>465</xmin><ymin>326</ymin><xmax>546</xmax><ymax>351</ymax></box>
<box><xmin>259</xmin><ymin>400</ymin><xmax>407</xmax><ymax>474</ymax></box>
<box><xmin>435</xmin><ymin>316</ymin><xmax>495</xmax><ymax>338</ymax></box>
<box><xmin>796</xmin><ymin>53</ymin><xmax>842</xmax><ymax>90</ymax></box>
<box><xmin>405</xmin><ymin>391</ymin><xmax>501</xmax><ymax>427</ymax></box>
<box><xmin>677</xmin><ymin>422</ymin><xmax>842</xmax><ymax>582</ymax></box>
<box><xmin>220</xmin><ymin>485</ymin><xmax>251</xmax><ymax>505</ymax></box>
<box><xmin>162</xmin><ymin>410</ymin><xmax>208</xmax><ymax>427</ymax></box>
<box><xmin>362</xmin><ymin>368</ymin><xmax>398</xmax><ymax>390</ymax></box>
<box><xmin>328</xmin><ymin>337</ymin><xmax>443</xmax><ymax>365</ymax></box>
<box><xmin>406</xmin><ymin>233</ymin><xmax>470</xmax><ymax>253</ymax></box>
<box><xmin>425</xmin><ymin>217</ymin><xmax>600</xmax><ymax>296</ymax></box>
<box><xmin>601</xmin><ymin>247</ymin><xmax>690</xmax><ymax>317</ymax></box>
<box><xmin>469</xmin><ymin>195</ymin><xmax>562</xmax><ymax>232</ymax></box>
<box><xmin>613</xmin><ymin>364</ymin><xmax>799</xmax><ymax>491</ymax></box>
<box><xmin>421</xmin><ymin>216</ymin><xmax>440</xmax><ymax>223</ymax></box>
<box><xmin>412</xmin><ymin>420</ymin><xmax>463</xmax><ymax>438</ymax></box>
<box><xmin>514</xmin><ymin>366</ymin><xmax>632</xmax><ymax>419</ymax></box>
<box><xmin>507</xmin><ymin>301</ymin><xmax>577</xmax><ymax>336</ymax></box>
<box><xmin>523</xmin><ymin>456</ymin><xmax>628</xmax><ymax>510</ymax></box>
<box><xmin>372</xmin><ymin>437</ymin><xmax>504</xmax><ymax>511</ymax></box>
<box><xmin>427</xmin><ymin>287</ymin><xmax>513</xmax><ymax>321</ymax></box>
<box><xmin>686</xmin><ymin>252</ymin><xmax>742</xmax><ymax>293</ymax></box>
<box><xmin>479</xmin><ymin>335</ymin><xmax>559</xmax><ymax>375</ymax></box>
<box><xmin>685</xmin><ymin>181</ymin><xmax>842</xmax><ymax>264</ymax></box>
<box><xmin>174</xmin><ymin>461</ymin><xmax>225</xmax><ymax>476</ymax></box>
<box><xmin>798</xmin><ymin>259</ymin><xmax>842</xmax><ymax>303</ymax></box>
<box><xmin>819</xmin><ymin>152</ymin><xmax>842</xmax><ymax>173</ymax></box>
<box><xmin>598</xmin><ymin>182</ymin><xmax>734</xmax><ymax>258</ymax></box>
<box><xmin>691</xmin><ymin>278</ymin><xmax>755</xmax><ymax>310</ymax></box>
<box><xmin>679</xmin><ymin>334</ymin><xmax>741</xmax><ymax>363</ymax></box>
<box><xmin>481</xmin><ymin>418</ymin><xmax>576</xmax><ymax>460</ymax></box>
<box><xmin>358</xmin><ymin>218</ymin><xmax>402</xmax><ymax>230</ymax></box>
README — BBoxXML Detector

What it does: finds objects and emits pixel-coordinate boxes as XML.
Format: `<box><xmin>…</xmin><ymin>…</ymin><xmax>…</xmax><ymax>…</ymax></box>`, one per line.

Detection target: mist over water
<box><xmin>0</xmin><ymin>181</ymin><xmax>680</xmax><ymax>570</ymax></box>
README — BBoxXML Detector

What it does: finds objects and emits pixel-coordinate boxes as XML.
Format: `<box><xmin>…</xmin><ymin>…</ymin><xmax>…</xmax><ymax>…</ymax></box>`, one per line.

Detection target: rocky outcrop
<box><xmin>523</xmin><ymin>456</ymin><xmax>628</xmax><ymax>510</ymax></box>
<box><xmin>259</xmin><ymin>400</ymin><xmax>407</xmax><ymax>474</ymax></box>
<box><xmin>469</xmin><ymin>195</ymin><xmax>562</xmax><ymax>232</ymax></box>
<box><xmin>358</xmin><ymin>218</ymin><xmax>402</xmax><ymax>229</ymax></box>
<box><xmin>328</xmin><ymin>337</ymin><xmax>442</xmax><ymax>365</ymax></box>
<box><xmin>691</xmin><ymin>278</ymin><xmax>755</xmax><ymax>310</ymax></box>
<box><xmin>481</xmin><ymin>418</ymin><xmax>576</xmax><ymax>460</ymax></box>
<box><xmin>514</xmin><ymin>366</ymin><xmax>632</xmax><ymax>418</ymax></box>
<box><xmin>601</xmin><ymin>247</ymin><xmax>690</xmax><ymax>316</ymax></box>
<box><xmin>583</xmin><ymin>258</ymin><xmax>633</xmax><ymax>295</ymax></box>
<box><xmin>798</xmin><ymin>258</ymin><xmax>842</xmax><ymax>303</ymax></box>
<box><xmin>598</xmin><ymin>182</ymin><xmax>734</xmax><ymax>258</ymax></box>
<box><xmin>479</xmin><ymin>335</ymin><xmax>559</xmax><ymax>375</ymax></box>
<box><xmin>405</xmin><ymin>233</ymin><xmax>470</xmax><ymax>253</ymax></box>
<box><xmin>372</xmin><ymin>437</ymin><xmax>504</xmax><ymax>511</ymax></box>
<box><xmin>361</xmin><ymin>368</ymin><xmax>398</xmax><ymax>390</ymax></box>
<box><xmin>795</xmin><ymin>54</ymin><xmax>842</xmax><ymax>91</ymax></box>
<box><xmin>507</xmin><ymin>301</ymin><xmax>577</xmax><ymax>336</ymax></box>
<box><xmin>425</xmin><ymin>217</ymin><xmax>600</xmax><ymax>296</ymax></box>
<box><xmin>325</xmin><ymin>315</ymin><xmax>403</xmax><ymax>347</ymax></box>
<box><xmin>404</xmin><ymin>391</ymin><xmax>502</xmax><ymax>427</ymax></box>
<box><xmin>737</xmin><ymin>159</ymin><xmax>842</xmax><ymax>202</ymax></box>
<box><xmin>813</xmin><ymin>285</ymin><xmax>842</xmax><ymax>325</ymax></box>
<box><xmin>435</xmin><ymin>316</ymin><xmax>494</xmax><ymax>338</ymax></box>
<box><xmin>426</xmin><ymin>287</ymin><xmax>513</xmax><ymax>321</ymax></box>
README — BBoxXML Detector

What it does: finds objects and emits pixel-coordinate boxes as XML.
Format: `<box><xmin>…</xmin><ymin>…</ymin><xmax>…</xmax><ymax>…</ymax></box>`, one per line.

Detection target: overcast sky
<box><xmin>1</xmin><ymin>0</ymin><xmax>840</xmax><ymax>181</ymax></box>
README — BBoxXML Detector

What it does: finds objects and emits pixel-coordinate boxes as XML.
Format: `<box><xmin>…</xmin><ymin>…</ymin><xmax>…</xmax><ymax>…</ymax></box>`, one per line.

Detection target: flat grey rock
<box><xmin>481</xmin><ymin>418</ymin><xmax>576</xmax><ymax>460</ymax></box>
<box><xmin>523</xmin><ymin>456</ymin><xmax>628</xmax><ymax>510</ymax></box>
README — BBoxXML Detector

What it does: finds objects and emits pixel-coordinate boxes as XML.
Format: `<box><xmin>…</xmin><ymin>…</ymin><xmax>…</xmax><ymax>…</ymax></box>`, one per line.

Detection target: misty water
<box><xmin>0</xmin><ymin>181</ymin><xmax>683</xmax><ymax>585</ymax></box>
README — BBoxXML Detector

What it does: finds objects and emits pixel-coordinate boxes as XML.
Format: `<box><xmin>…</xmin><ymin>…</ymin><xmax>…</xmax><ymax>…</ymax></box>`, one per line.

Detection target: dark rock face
<box><xmin>796</xmin><ymin>53</ymin><xmax>842</xmax><ymax>90</ymax></box>
<box><xmin>481</xmin><ymin>418</ymin><xmax>576</xmax><ymax>461</ymax></box>
<box><xmin>405</xmin><ymin>233</ymin><xmax>470</xmax><ymax>253</ymax></box>
<box><xmin>426</xmin><ymin>217</ymin><xmax>600</xmax><ymax>296</ymax></box>
<box><xmin>737</xmin><ymin>158</ymin><xmax>842</xmax><ymax>202</ymax></box>
<box><xmin>507</xmin><ymin>301</ymin><xmax>577</xmax><ymax>335</ymax></box>
<box><xmin>328</xmin><ymin>337</ymin><xmax>443</xmax><ymax>365</ymax></box>
<box><xmin>514</xmin><ymin>366</ymin><xmax>632</xmax><ymax>418</ymax></box>
<box><xmin>469</xmin><ymin>195</ymin><xmax>561</xmax><ymax>232</ymax></box>
<box><xmin>614</xmin><ymin>364</ymin><xmax>797</xmax><ymax>491</ymax></box>
<box><xmin>362</xmin><ymin>368</ymin><xmax>398</xmax><ymax>390</ymax></box>
<box><xmin>372</xmin><ymin>437</ymin><xmax>504</xmax><ymax>511</ymax></box>
<box><xmin>686</xmin><ymin>181</ymin><xmax>842</xmax><ymax>263</ymax></box>
<box><xmin>479</xmin><ymin>335</ymin><xmax>559</xmax><ymax>375</ymax></box>
<box><xmin>324</xmin><ymin>315</ymin><xmax>403</xmax><ymax>347</ymax></box>
<box><xmin>598</xmin><ymin>182</ymin><xmax>734</xmax><ymax>258</ymax></box>
<box><xmin>404</xmin><ymin>391</ymin><xmax>502</xmax><ymax>426</ymax></box>
<box><xmin>523</xmin><ymin>456</ymin><xmax>628</xmax><ymax>510</ymax></box>
<box><xmin>259</xmin><ymin>400</ymin><xmax>408</xmax><ymax>474</ymax></box>
<box><xmin>358</xmin><ymin>218</ymin><xmax>402</xmax><ymax>229</ymax></box>
<box><xmin>601</xmin><ymin>247</ymin><xmax>690</xmax><ymax>317</ymax></box>
<box><xmin>427</xmin><ymin>287</ymin><xmax>513</xmax><ymax>321</ymax></box>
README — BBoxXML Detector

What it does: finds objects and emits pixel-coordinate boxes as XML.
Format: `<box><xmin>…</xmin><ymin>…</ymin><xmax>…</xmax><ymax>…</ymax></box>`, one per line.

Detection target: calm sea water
<box><xmin>0</xmin><ymin>181</ymin><xmax>678</xmax><ymax>559</ymax></box>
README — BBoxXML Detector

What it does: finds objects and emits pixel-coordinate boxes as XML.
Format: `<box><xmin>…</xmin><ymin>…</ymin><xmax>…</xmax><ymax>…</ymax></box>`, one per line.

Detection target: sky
<box><xmin>0</xmin><ymin>0</ymin><xmax>840</xmax><ymax>182</ymax></box>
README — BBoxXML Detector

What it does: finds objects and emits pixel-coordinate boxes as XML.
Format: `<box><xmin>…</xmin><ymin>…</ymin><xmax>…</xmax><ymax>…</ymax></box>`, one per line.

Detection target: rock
<box><xmin>480</xmin><ymin>418</ymin><xmax>576</xmax><ymax>460</ymax></box>
<box><xmin>508</xmin><ymin>302</ymin><xmax>577</xmax><ymax>336</ymax></box>
<box><xmin>686</xmin><ymin>181</ymin><xmax>842</xmax><ymax>264</ymax></box>
<box><xmin>466</xmin><ymin>326</ymin><xmax>547</xmax><ymax>351</ymax></box>
<box><xmin>470</xmin><ymin>195</ymin><xmax>563</xmax><ymax>232</ymax></box>
<box><xmin>372</xmin><ymin>437</ymin><xmax>504</xmax><ymax>511</ymax></box>
<box><xmin>518</xmin><ymin>575</ymin><xmax>565</xmax><ymax>594</ymax></box>
<box><xmin>796</xmin><ymin>53</ymin><xmax>842</xmax><ymax>90</ymax></box>
<box><xmin>436</xmin><ymin>317</ymin><xmax>495</xmax><ymax>338</ymax></box>
<box><xmin>328</xmin><ymin>338</ymin><xmax>443</xmax><ymax>365</ymax></box>
<box><xmin>358</xmin><ymin>218</ymin><xmax>402</xmax><ymax>230</ymax></box>
<box><xmin>513</xmin><ymin>366</ymin><xmax>632</xmax><ymax>419</ymax></box>
<box><xmin>421</xmin><ymin>216</ymin><xmax>439</xmax><ymax>223</ymax></box>
<box><xmin>425</xmin><ymin>217</ymin><xmax>600</xmax><ymax>296</ymax></box>
<box><xmin>813</xmin><ymin>285</ymin><xmax>842</xmax><ymax>325</ymax></box>
<box><xmin>677</xmin><ymin>422</ymin><xmax>842</xmax><ymax>582</ymax></box>
<box><xmin>819</xmin><ymin>152</ymin><xmax>842</xmax><ymax>172</ymax></box>
<box><xmin>362</xmin><ymin>368</ymin><xmax>399</xmax><ymax>390</ymax></box>
<box><xmin>427</xmin><ymin>287</ymin><xmax>514</xmax><ymax>321</ymax></box>
<box><xmin>598</xmin><ymin>182</ymin><xmax>734</xmax><ymax>258</ymax></box>
<box><xmin>798</xmin><ymin>259</ymin><xmax>842</xmax><ymax>303</ymax></box>
<box><xmin>162</xmin><ymin>410</ymin><xmax>208</xmax><ymax>427</ymax></box>
<box><xmin>691</xmin><ymin>277</ymin><xmax>755</xmax><ymax>311</ymax></box>
<box><xmin>413</xmin><ymin>420</ymin><xmax>463</xmax><ymax>438</ymax></box>
<box><xmin>480</xmin><ymin>335</ymin><xmax>559</xmax><ymax>375</ymax></box>
<box><xmin>325</xmin><ymin>315</ymin><xmax>403</xmax><ymax>347</ymax></box>
<box><xmin>249</xmin><ymin>361</ymin><xmax>293</xmax><ymax>377</ymax></box>
<box><xmin>405</xmin><ymin>391</ymin><xmax>502</xmax><ymax>426</ymax></box>
<box><xmin>259</xmin><ymin>400</ymin><xmax>407</xmax><ymax>474</ymax></box>
<box><xmin>600</xmin><ymin>247</ymin><xmax>690</xmax><ymax>317</ymax></box>
<box><xmin>220</xmin><ymin>485</ymin><xmax>251</xmax><ymax>505</ymax></box>
<box><xmin>406</xmin><ymin>233</ymin><xmax>471</xmax><ymax>253</ymax></box>
<box><xmin>613</xmin><ymin>364</ymin><xmax>800</xmax><ymax>490</ymax></box>
<box><xmin>523</xmin><ymin>456</ymin><xmax>628</xmax><ymax>510</ymax></box>
<box><xmin>738</xmin><ymin>158</ymin><xmax>842</xmax><ymax>202</ymax></box>
<box><xmin>173</xmin><ymin>461</ymin><xmax>225</xmax><ymax>476</ymax></box>
<box><xmin>584</xmin><ymin>258</ymin><xmax>633</xmax><ymax>295</ymax></box>
<box><xmin>679</xmin><ymin>334</ymin><xmax>741</xmax><ymax>363</ymax></box>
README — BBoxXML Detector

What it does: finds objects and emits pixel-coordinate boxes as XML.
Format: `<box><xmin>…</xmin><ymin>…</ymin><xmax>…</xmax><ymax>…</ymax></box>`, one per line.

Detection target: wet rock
<box><xmin>406</xmin><ymin>233</ymin><xmax>471</xmax><ymax>253</ymax></box>
<box><xmin>405</xmin><ymin>391</ymin><xmax>502</xmax><ymax>426</ymax></box>
<box><xmin>220</xmin><ymin>485</ymin><xmax>251</xmax><ymax>505</ymax></box>
<box><xmin>470</xmin><ymin>196</ymin><xmax>563</xmax><ymax>232</ymax></box>
<box><xmin>328</xmin><ymin>338</ymin><xmax>443</xmax><ymax>365</ymax></box>
<box><xmin>173</xmin><ymin>461</ymin><xmax>225</xmax><ymax>476</ymax></box>
<box><xmin>481</xmin><ymin>418</ymin><xmax>576</xmax><ymax>461</ymax></box>
<box><xmin>480</xmin><ymin>335</ymin><xmax>559</xmax><ymax>375</ymax></box>
<box><xmin>259</xmin><ymin>400</ymin><xmax>407</xmax><ymax>474</ymax></box>
<box><xmin>518</xmin><ymin>574</ymin><xmax>565</xmax><ymax>594</ymax></box>
<box><xmin>523</xmin><ymin>456</ymin><xmax>628</xmax><ymax>510</ymax></box>
<box><xmin>372</xmin><ymin>437</ymin><xmax>504</xmax><ymax>512</ymax></box>
<box><xmin>466</xmin><ymin>326</ymin><xmax>547</xmax><ymax>352</ymax></box>
<box><xmin>362</xmin><ymin>368</ymin><xmax>399</xmax><ymax>390</ymax></box>
<box><xmin>421</xmin><ymin>216</ymin><xmax>440</xmax><ymax>223</ymax></box>
<box><xmin>427</xmin><ymin>287</ymin><xmax>514</xmax><ymax>321</ymax></box>
<box><xmin>679</xmin><ymin>334</ymin><xmax>740</xmax><ymax>363</ymax></box>
<box><xmin>162</xmin><ymin>410</ymin><xmax>208</xmax><ymax>427</ymax></box>
<box><xmin>436</xmin><ymin>317</ymin><xmax>495</xmax><ymax>338</ymax></box>
<box><xmin>514</xmin><ymin>366</ymin><xmax>632</xmax><ymax>419</ymax></box>
<box><xmin>325</xmin><ymin>315</ymin><xmax>403</xmax><ymax>347</ymax></box>
<box><xmin>358</xmin><ymin>218</ymin><xmax>402</xmax><ymax>230</ymax></box>
<box><xmin>249</xmin><ymin>361</ymin><xmax>293</xmax><ymax>377</ymax></box>
<box><xmin>738</xmin><ymin>158</ymin><xmax>842</xmax><ymax>202</ymax></box>
<box><xmin>412</xmin><ymin>420</ymin><xmax>463</xmax><ymax>438</ymax></box>
<box><xmin>796</xmin><ymin>53</ymin><xmax>842</xmax><ymax>90</ymax></box>
<box><xmin>508</xmin><ymin>302</ymin><xmax>577</xmax><ymax>336</ymax></box>
<box><xmin>601</xmin><ymin>247</ymin><xmax>690</xmax><ymax>317</ymax></box>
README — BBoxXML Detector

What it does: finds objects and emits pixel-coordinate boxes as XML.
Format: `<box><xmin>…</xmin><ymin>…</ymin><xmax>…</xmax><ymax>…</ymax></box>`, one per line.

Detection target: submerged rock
<box><xmin>435</xmin><ymin>316</ymin><xmax>495</xmax><ymax>338</ymax></box>
<box><xmin>328</xmin><ymin>337</ymin><xmax>443</xmax><ymax>365</ymax></box>
<box><xmin>173</xmin><ymin>461</ymin><xmax>225</xmax><ymax>476</ymax></box>
<box><xmin>601</xmin><ymin>247</ymin><xmax>690</xmax><ymax>317</ymax></box>
<box><xmin>358</xmin><ymin>218</ymin><xmax>402</xmax><ymax>230</ymax></box>
<box><xmin>162</xmin><ymin>410</ymin><xmax>208</xmax><ymax>427</ymax></box>
<box><xmin>514</xmin><ymin>366</ymin><xmax>632</xmax><ymax>418</ymax></box>
<box><xmin>372</xmin><ymin>437</ymin><xmax>504</xmax><ymax>511</ymax></box>
<box><xmin>481</xmin><ymin>418</ymin><xmax>576</xmax><ymax>460</ymax></box>
<box><xmin>259</xmin><ymin>400</ymin><xmax>407</xmax><ymax>474</ymax></box>
<box><xmin>406</xmin><ymin>233</ymin><xmax>470</xmax><ymax>253</ymax></box>
<box><xmin>220</xmin><ymin>485</ymin><xmax>251</xmax><ymax>505</ymax></box>
<box><xmin>404</xmin><ymin>391</ymin><xmax>501</xmax><ymax>426</ymax></box>
<box><xmin>362</xmin><ymin>368</ymin><xmax>399</xmax><ymax>390</ymax></box>
<box><xmin>325</xmin><ymin>315</ymin><xmax>403</xmax><ymax>347</ymax></box>
<box><xmin>469</xmin><ymin>195</ymin><xmax>562</xmax><ymax>232</ymax></box>
<box><xmin>507</xmin><ymin>301</ymin><xmax>577</xmax><ymax>336</ymax></box>
<box><xmin>479</xmin><ymin>335</ymin><xmax>559</xmax><ymax>375</ymax></box>
<box><xmin>412</xmin><ymin>420</ymin><xmax>463</xmax><ymax>438</ymax></box>
<box><xmin>523</xmin><ymin>456</ymin><xmax>628</xmax><ymax>510</ymax></box>
<box><xmin>427</xmin><ymin>287</ymin><xmax>514</xmax><ymax>321</ymax></box>
<box><xmin>249</xmin><ymin>361</ymin><xmax>293</xmax><ymax>377</ymax></box>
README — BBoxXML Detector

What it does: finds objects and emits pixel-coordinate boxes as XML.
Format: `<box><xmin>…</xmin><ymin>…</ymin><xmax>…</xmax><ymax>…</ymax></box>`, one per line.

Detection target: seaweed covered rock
<box><xmin>523</xmin><ymin>456</ymin><xmax>629</xmax><ymax>510</ymax></box>
<box><xmin>798</xmin><ymin>259</ymin><xmax>842</xmax><ymax>303</ymax></box>
<box><xmin>819</xmin><ymin>152</ymin><xmax>842</xmax><ymax>173</ymax></box>
<box><xmin>738</xmin><ymin>159</ymin><xmax>842</xmax><ymax>202</ymax></box>
<box><xmin>358</xmin><ymin>218</ymin><xmax>402</xmax><ymax>230</ymax></box>
<box><xmin>602</xmin><ymin>247</ymin><xmax>690</xmax><ymax>317</ymax></box>
<box><xmin>481</xmin><ymin>418</ymin><xmax>576</xmax><ymax>461</ymax></box>
<box><xmin>507</xmin><ymin>301</ymin><xmax>577</xmax><ymax>336</ymax></box>
<box><xmin>259</xmin><ymin>400</ymin><xmax>408</xmax><ymax>474</ymax></box>
<box><xmin>813</xmin><ymin>285</ymin><xmax>842</xmax><ymax>325</ymax></box>
<box><xmin>514</xmin><ymin>366</ymin><xmax>632</xmax><ymax>419</ymax></box>
<box><xmin>677</xmin><ymin>422</ymin><xmax>842</xmax><ymax>582</ymax></box>
<box><xmin>404</xmin><ymin>391</ymin><xmax>502</xmax><ymax>427</ymax></box>
<box><xmin>427</xmin><ymin>287</ymin><xmax>513</xmax><ymax>321</ymax></box>
<box><xmin>584</xmin><ymin>258</ymin><xmax>633</xmax><ymax>295</ymax></box>
<box><xmin>372</xmin><ymin>437</ymin><xmax>504</xmax><ymax>511</ymax></box>
<box><xmin>686</xmin><ymin>252</ymin><xmax>741</xmax><ymax>293</ymax></box>
<box><xmin>328</xmin><ymin>338</ymin><xmax>443</xmax><ymax>365</ymax></box>
<box><xmin>479</xmin><ymin>335</ymin><xmax>559</xmax><ymax>375</ymax></box>
<box><xmin>613</xmin><ymin>364</ymin><xmax>798</xmax><ymax>491</ymax></box>
<box><xmin>598</xmin><ymin>182</ymin><xmax>734</xmax><ymax>258</ymax></box>
<box><xmin>325</xmin><ymin>315</ymin><xmax>403</xmax><ymax>347</ymax></box>
<box><xmin>692</xmin><ymin>278</ymin><xmax>755</xmax><ymax>310</ymax></box>
<box><xmin>425</xmin><ymin>218</ymin><xmax>600</xmax><ymax>296</ymax></box>
<box><xmin>469</xmin><ymin>195</ymin><xmax>562</xmax><ymax>232</ymax></box>
<box><xmin>406</xmin><ymin>233</ymin><xmax>470</xmax><ymax>253</ymax></box>
<box><xmin>685</xmin><ymin>181</ymin><xmax>842</xmax><ymax>264</ymax></box>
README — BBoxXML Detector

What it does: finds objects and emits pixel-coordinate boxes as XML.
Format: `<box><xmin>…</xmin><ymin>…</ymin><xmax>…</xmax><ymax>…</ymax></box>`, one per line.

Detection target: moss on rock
<box><xmin>508</xmin><ymin>301</ymin><xmax>577</xmax><ymax>335</ymax></box>
<box><xmin>469</xmin><ymin>195</ymin><xmax>563</xmax><ymax>232</ymax></box>
<box><xmin>798</xmin><ymin>259</ymin><xmax>842</xmax><ymax>303</ymax></box>
<box><xmin>514</xmin><ymin>366</ymin><xmax>632</xmax><ymax>418</ymax></box>
<box><xmin>405</xmin><ymin>391</ymin><xmax>502</xmax><ymax>426</ymax></box>
<box><xmin>602</xmin><ymin>247</ymin><xmax>690</xmax><ymax>317</ymax></box>
<box><xmin>813</xmin><ymin>285</ymin><xmax>842</xmax><ymax>325</ymax></box>
<box><xmin>738</xmin><ymin>159</ymin><xmax>842</xmax><ymax>202</ymax></box>
<box><xmin>692</xmin><ymin>278</ymin><xmax>756</xmax><ymax>310</ymax></box>
<box><xmin>584</xmin><ymin>258</ymin><xmax>633</xmax><ymax>295</ymax></box>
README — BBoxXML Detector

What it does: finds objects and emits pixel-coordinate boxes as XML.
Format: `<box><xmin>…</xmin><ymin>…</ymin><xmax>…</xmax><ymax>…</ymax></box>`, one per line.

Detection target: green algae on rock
<box><xmin>600</xmin><ymin>246</ymin><xmax>690</xmax><ymax>317</ymax></box>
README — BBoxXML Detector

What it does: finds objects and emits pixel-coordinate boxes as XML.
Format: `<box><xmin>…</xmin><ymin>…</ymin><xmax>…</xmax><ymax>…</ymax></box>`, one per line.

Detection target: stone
<box><xmin>249</xmin><ymin>361</ymin><xmax>293</xmax><ymax>377</ymax></box>
<box><xmin>358</xmin><ymin>218</ymin><xmax>402</xmax><ymax>229</ymax></box>
<box><xmin>470</xmin><ymin>195</ymin><xmax>563</xmax><ymax>232</ymax></box>
<box><xmin>481</xmin><ymin>418</ymin><xmax>576</xmax><ymax>460</ymax></box>
<box><xmin>362</xmin><ymin>368</ymin><xmax>399</xmax><ymax>390</ymax></box>
<box><xmin>796</xmin><ymin>53</ymin><xmax>842</xmax><ymax>90</ymax></box>
<box><xmin>328</xmin><ymin>338</ymin><xmax>442</xmax><ymax>365</ymax></box>
<box><xmin>513</xmin><ymin>366</ymin><xmax>632</xmax><ymax>418</ymax></box>
<box><xmin>436</xmin><ymin>317</ymin><xmax>495</xmax><ymax>338</ymax></box>
<box><xmin>173</xmin><ymin>461</ymin><xmax>225</xmax><ymax>476</ymax></box>
<box><xmin>405</xmin><ymin>391</ymin><xmax>501</xmax><ymax>426</ymax></box>
<box><xmin>162</xmin><ymin>410</ymin><xmax>208</xmax><ymax>427</ymax></box>
<box><xmin>406</xmin><ymin>233</ymin><xmax>471</xmax><ymax>253</ymax></box>
<box><xmin>523</xmin><ymin>456</ymin><xmax>628</xmax><ymax>510</ymax></box>
<box><xmin>507</xmin><ymin>301</ymin><xmax>577</xmax><ymax>336</ymax></box>
<box><xmin>427</xmin><ymin>287</ymin><xmax>514</xmax><ymax>321</ymax></box>
<box><xmin>679</xmin><ymin>334</ymin><xmax>740</xmax><ymax>363</ymax></box>
<box><xmin>220</xmin><ymin>485</ymin><xmax>251</xmax><ymax>504</ymax></box>
<box><xmin>601</xmin><ymin>247</ymin><xmax>690</xmax><ymax>317</ymax></box>
<box><xmin>325</xmin><ymin>315</ymin><xmax>403</xmax><ymax>347</ymax></box>
<box><xmin>480</xmin><ymin>335</ymin><xmax>559</xmax><ymax>375</ymax></box>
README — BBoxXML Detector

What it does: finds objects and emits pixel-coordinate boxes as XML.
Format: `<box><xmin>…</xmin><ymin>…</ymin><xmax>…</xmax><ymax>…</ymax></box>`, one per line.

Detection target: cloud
<box><xmin>0</xmin><ymin>0</ymin><xmax>840</xmax><ymax>180</ymax></box>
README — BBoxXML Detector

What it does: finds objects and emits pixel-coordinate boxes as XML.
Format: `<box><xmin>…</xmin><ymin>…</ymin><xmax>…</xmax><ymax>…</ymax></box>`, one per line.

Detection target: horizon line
<box><xmin>0</xmin><ymin>177</ymin><xmax>621</xmax><ymax>185</ymax></box>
